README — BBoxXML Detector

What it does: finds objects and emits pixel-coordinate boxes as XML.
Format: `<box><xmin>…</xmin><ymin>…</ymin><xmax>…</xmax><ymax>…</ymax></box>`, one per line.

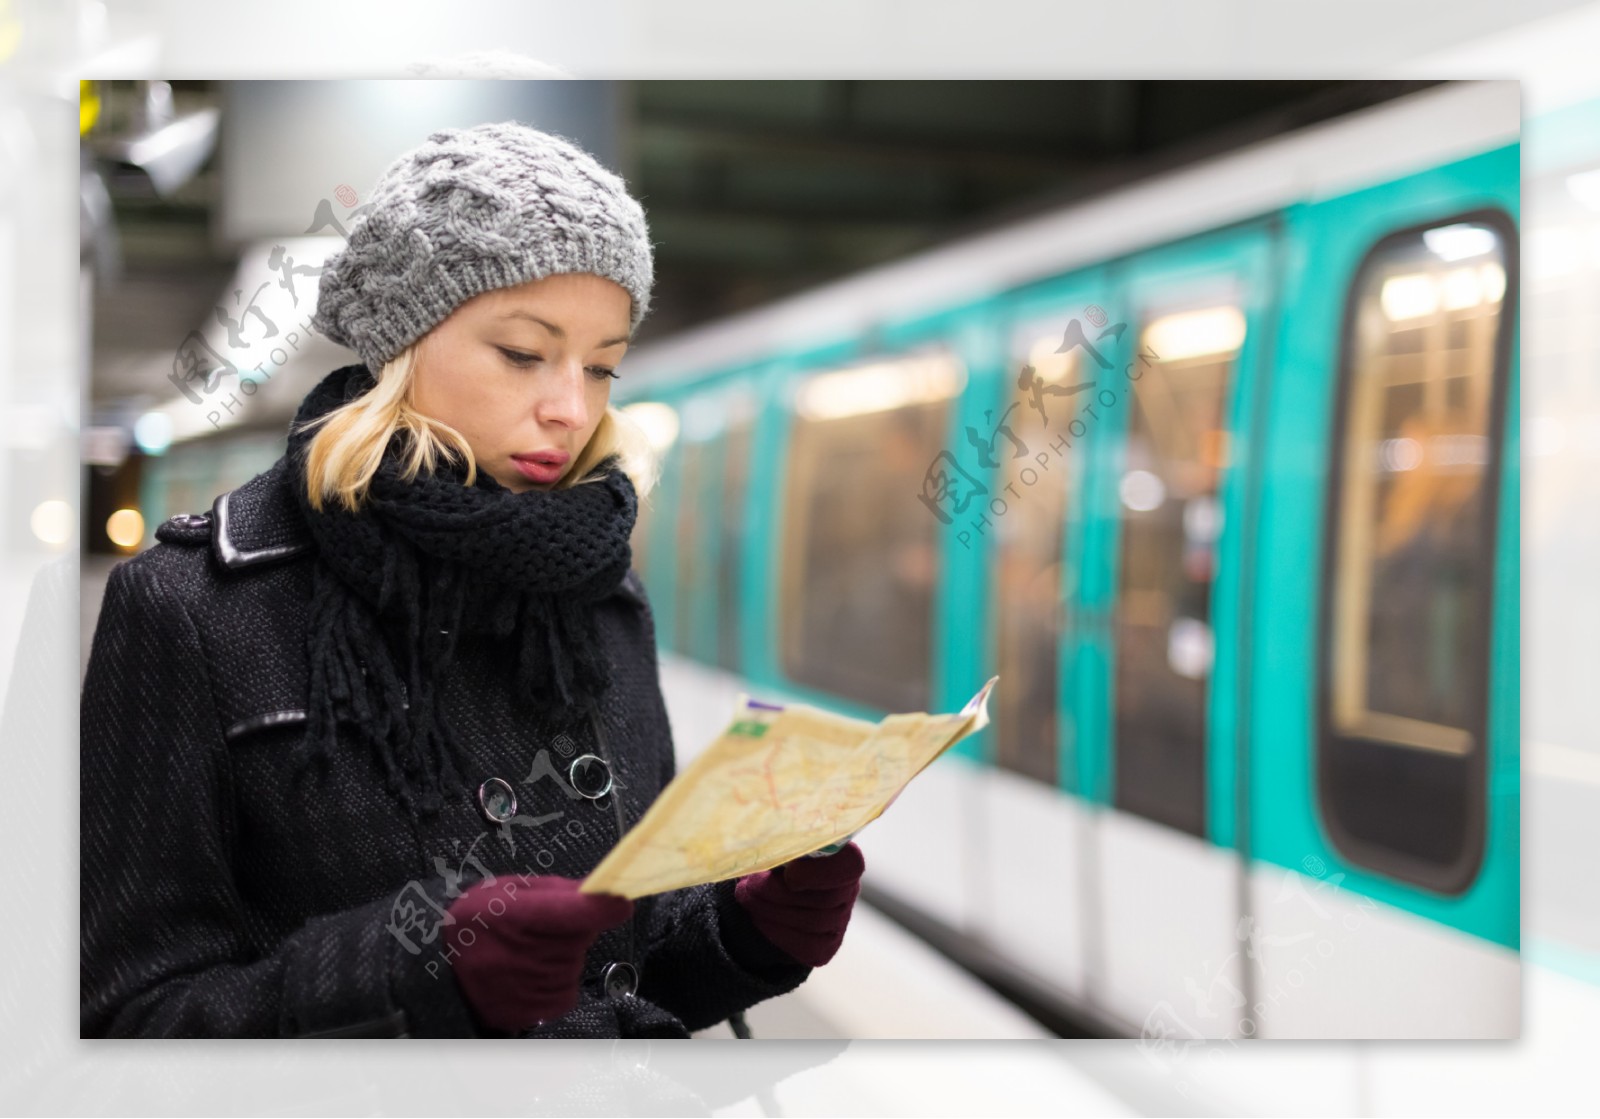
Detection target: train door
<box><xmin>657</xmin><ymin>382</ymin><xmax>762</xmax><ymax>762</ymax></box>
<box><xmin>1248</xmin><ymin>145</ymin><xmax>1520</xmax><ymax>1037</ymax></box>
<box><xmin>1082</xmin><ymin>222</ymin><xmax>1278</xmax><ymax>1039</ymax></box>
<box><xmin>965</xmin><ymin>267</ymin><xmax>1109</xmax><ymax>1009</ymax></box>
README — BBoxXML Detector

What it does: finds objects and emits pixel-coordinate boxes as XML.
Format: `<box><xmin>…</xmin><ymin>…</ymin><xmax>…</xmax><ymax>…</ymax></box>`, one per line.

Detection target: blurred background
<box><xmin>74</xmin><ymin>79</ymin><xmax>1435</xmax><ymax>561</ymax></box>
<box><xmin>5</xmin><ymin>2</ymin><xmax>1600</xmax><ymax>1115</ymax></box>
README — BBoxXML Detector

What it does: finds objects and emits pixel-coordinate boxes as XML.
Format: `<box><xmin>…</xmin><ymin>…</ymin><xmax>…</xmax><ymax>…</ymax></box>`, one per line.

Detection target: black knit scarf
<box><xmin>285</xmin><ymin>363</ymin><xmax>638</xmax><ymax>821</ymax></box>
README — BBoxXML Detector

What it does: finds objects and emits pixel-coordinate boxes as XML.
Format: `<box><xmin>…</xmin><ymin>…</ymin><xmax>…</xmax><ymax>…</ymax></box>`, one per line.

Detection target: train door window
<box><xmin>778</xmin><ymin>350</ymin><xmax>963</xmax><ymax>713</ymax></box>
<box><xmin>991</xmin><ymin>324</ymin><xmax>1081</xmax><ymax>786</ymax></box>
<box><xmin>675</xmin><ymin>436</ymin><xmax>711</xmax><ymax>656</ymax></box>
<box><xmin>1319</xmin><ymin>215</ymin><xmax>1512</xmax><ymax>891</ymax></box>
<box><xmin>716</xmin><ymin>405</ymin><xmax>755</xmax><ymax>672</ymax></box>
<box><xmin>1113</xmin><ymin>300</ymin><xmax>1245</xmax><ymax>838</ymax></box>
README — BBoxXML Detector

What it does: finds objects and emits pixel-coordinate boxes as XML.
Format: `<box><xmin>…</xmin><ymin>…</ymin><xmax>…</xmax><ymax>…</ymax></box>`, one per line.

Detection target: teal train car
<box><xmin>615</xmin><ymin>80</ymin><xmax>1533</xmax><ymax>1041</ymax></box>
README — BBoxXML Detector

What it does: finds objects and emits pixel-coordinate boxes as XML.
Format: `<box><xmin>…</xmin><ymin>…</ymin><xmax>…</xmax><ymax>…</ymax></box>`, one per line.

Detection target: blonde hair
<box><xmin>294</xmin><ymin>342</ymin><xmax>660</xmax><ymax>514</ymax></box>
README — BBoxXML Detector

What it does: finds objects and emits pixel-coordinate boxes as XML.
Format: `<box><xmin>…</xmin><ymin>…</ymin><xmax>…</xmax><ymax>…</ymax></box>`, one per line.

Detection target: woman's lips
<box><xmin>511</xmin><ymin>452</ymin><xmax>568</xmax><ymax>484</ymax></box>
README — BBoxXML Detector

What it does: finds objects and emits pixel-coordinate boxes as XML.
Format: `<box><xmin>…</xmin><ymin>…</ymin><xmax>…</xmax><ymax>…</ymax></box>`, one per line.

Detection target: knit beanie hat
<box><xmin>311</xmin><ymin>121</ymin><xmax>655</xmax><ymax>374</ymax></box>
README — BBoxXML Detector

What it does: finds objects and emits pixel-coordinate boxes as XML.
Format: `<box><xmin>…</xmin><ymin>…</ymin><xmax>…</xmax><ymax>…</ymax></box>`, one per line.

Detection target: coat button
<box><xmin>602</xmin><ymin>961</ymin><xmax>638</xmax><ymax>999</ymax></box>
<box><xmin>568</xmin><ymin>754</ymin><xmax>613</xmax><ymax>799</ymax></box>
<box><xmin>476</xmin><ymin>777</ymin><xmax>517</xmax><ymax>824</ymax></box>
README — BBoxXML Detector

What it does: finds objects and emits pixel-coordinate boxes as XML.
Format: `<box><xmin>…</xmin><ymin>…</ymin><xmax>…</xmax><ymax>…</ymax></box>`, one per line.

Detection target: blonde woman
<box><xmin>79</xmin><ymin>121</ymin><xmax>865</xmax><ymax>1038</ymax></box>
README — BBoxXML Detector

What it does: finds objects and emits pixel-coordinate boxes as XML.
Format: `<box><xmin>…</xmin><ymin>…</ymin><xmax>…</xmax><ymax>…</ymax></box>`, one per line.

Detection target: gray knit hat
<box><xmin>311</xmin><ymin>121</ymin><xmax>654</xmax><ymax>374</ymax></box>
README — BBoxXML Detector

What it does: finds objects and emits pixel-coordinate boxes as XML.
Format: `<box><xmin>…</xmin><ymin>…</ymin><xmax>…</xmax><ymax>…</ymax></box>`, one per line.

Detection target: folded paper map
<box><xmin>579</xmin><ymin>675</ymin><xmax>998</xmax><ymax>899</ymax></box>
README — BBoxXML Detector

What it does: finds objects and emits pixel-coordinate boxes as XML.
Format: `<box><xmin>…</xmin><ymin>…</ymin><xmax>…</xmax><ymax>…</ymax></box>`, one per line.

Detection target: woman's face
<box><xmin>411</xmin><ymin>272</ymin><xmax>632</xmax><ymax>493</ymax></box>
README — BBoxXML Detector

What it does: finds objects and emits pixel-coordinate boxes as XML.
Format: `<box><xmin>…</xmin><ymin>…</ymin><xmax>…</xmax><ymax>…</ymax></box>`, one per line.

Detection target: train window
<box><xmin>1319</xmin><ymin>214</ymin><xmax>1512</xmax><ymax>892</ymax></box>
<box><xmin>675</xmin><ymin>436</ymin><xmax>712</xmax><ymax>657</ymax></box>
<box><xmin>716</xmin><ymin>414</ymin><xmax>754</xmax><ymax>672</ymax></box>
<box><xmin>1113</xmin><ymin>301</ymin><xmax>1245</xmax><ymax>838</ymax></box>
<box><xmin>991</xmin><ymin>327</ymin><xmax>1080</xmax><ymax>787</ymax></box>
<box><xmin>778</xmin><ymin>351</ymin><xmax>962</xmax><ymax>713</ymax></box>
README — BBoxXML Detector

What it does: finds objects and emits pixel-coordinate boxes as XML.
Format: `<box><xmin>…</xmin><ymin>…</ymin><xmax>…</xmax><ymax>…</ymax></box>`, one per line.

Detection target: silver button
<box><xmin>602</xmin><ymin>961</ymin><xmax>638</xmax><ymax>999</ymax></box>
<box><xmin>568</xmin><ymin>754</ymin><xmax>613</xmax><ymax>799</ymax></box>
<box><xmin>476</xmin><ymin>777</ymin><xmax>517</xmax><ymax>824</ymax></box>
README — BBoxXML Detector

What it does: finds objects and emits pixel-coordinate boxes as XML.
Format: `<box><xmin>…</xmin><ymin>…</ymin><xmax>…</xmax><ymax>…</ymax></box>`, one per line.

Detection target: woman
<box><xmin>79</xmin><ymin>121</ymin><xmax>866</xmax><ymax>1038</ymax></box>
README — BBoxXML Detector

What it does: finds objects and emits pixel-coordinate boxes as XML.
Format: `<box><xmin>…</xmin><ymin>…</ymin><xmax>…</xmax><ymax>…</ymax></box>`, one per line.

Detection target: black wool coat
<box><xmin>79</xmin><ymin>453</ymin><xmax>812</xmax><ymax>1038</ymax></box>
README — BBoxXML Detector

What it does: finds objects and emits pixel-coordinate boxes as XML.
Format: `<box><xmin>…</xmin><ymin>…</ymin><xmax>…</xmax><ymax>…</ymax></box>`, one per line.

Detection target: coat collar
<box><xmin>208</xmin><ymin>454</ymin><xmax>648</xmax><ymax>610</ymax></box>
<box><xmin>210</xmin><ymin>455</ymin><xmax>314</xmax><ymax>571</ymax></box>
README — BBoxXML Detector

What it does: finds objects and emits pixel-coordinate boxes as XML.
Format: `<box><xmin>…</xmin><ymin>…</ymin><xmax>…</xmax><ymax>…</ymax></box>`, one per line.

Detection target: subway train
<box><xmin>613</xmin><ymin>79</ymin><xmax>1543</xmax><ymax>1044</ymax></box>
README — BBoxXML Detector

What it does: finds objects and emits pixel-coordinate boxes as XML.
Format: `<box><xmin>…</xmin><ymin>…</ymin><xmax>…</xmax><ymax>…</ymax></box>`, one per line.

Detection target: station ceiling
<box><xmin>89</xmin><ymin>79</ymin><xmax>1441</xmax><ymax>411</ymax></box>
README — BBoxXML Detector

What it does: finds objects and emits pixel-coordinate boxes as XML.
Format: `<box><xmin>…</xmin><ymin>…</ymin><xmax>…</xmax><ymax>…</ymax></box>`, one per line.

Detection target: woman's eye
<box><xmin>499</xmin><ymin>348</ymin><xmax>615</xmax><ymax>380</ymax></box>
<box><xmin>499</xmin><ymin>347</ymin><xmax>541</xmax><ymax>367</ymax></box>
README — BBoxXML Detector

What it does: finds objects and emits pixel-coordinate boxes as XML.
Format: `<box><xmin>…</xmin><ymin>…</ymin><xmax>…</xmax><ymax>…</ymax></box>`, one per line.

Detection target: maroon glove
<box><xmin>443</xmin><ymin>874</ymin><xmax>632</xmax><ymax>1033</ymax></box>
<box><xmin>733</xmin><ymin>842</ymin><xmax>865</xmax><ymax>967</ymax></box>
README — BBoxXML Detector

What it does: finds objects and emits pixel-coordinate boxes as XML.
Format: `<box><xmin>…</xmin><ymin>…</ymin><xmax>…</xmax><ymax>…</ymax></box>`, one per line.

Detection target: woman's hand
<box><xmin>444</xmin><ymin>874</ymin><xmax>632</xmax><ymax>1033</ymax></box>
<box><xmin>733</xmin><ymin>841</ymin><xmax>865</xmax><ymax>967</ymax></box>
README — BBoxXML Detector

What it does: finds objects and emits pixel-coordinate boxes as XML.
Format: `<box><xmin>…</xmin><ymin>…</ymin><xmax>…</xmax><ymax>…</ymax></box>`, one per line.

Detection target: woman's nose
<box><xmin>537</xmin><ymin>362</ymin><xmax>589</xmax><ymax>430</ymax></box>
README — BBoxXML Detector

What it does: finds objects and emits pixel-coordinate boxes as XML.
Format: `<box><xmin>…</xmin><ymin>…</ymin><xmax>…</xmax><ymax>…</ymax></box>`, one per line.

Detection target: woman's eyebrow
<box><xmin>496</xmin><ymin>309</ymin><xmax>630</xmax><ymax>348</ymax></box>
